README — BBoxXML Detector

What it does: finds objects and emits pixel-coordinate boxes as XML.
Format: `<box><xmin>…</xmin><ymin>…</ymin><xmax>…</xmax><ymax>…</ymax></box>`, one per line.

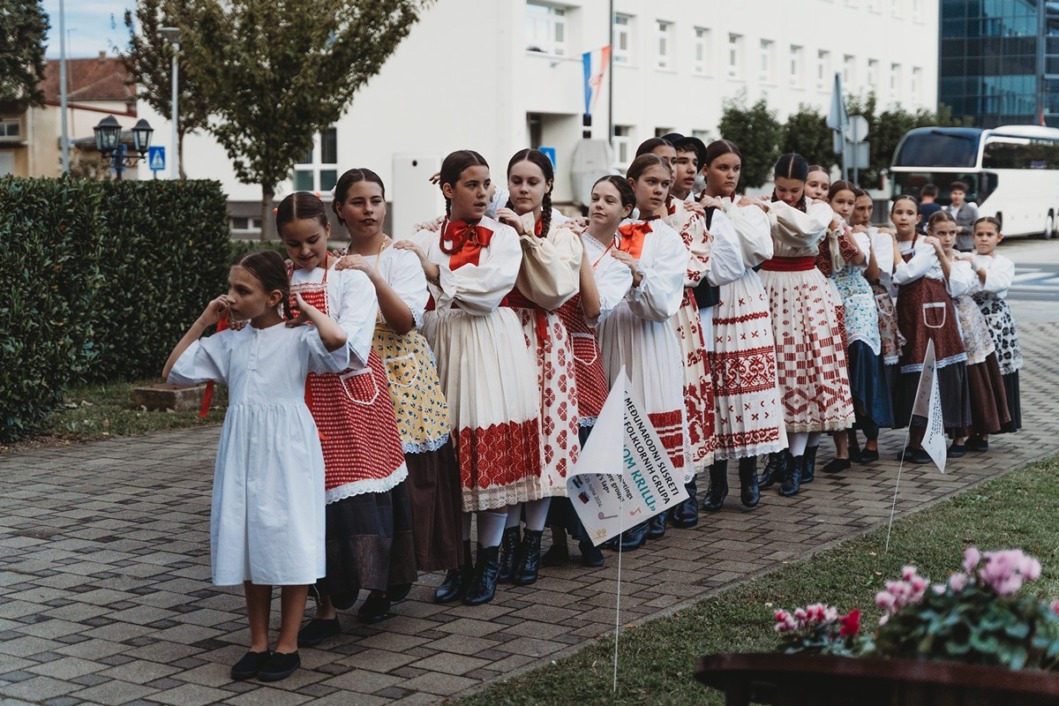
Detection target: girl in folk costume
<box><xmin>277</xmin><ymin>194</ymin><xmax>414</xmax><ymax>637</ymax></box>
<box><xmin>638</xmin><ymin>137</ymin><xmax>714</xmax><ymax>532</ymax></box>
<box><xmin>330</xmin><ymin>169</ymin><xmax>464</xmax><ymax>588</ymax></box>
<box><xmin>399</xmin><ymin>150</ymin><xmax>541</xmax><ymax>607</ymax></box>
<box><xmin>755</xmin><ymin>153</ymin><xmax>855</xmax><ymax>496</ymax></box>
<box><xmin>697</xmin><ymin>139</ymin><xmax>784</xmax><ymax>512</ymax></box>
<box><xmin>544</xmin><ymin>176</ymin><xmax>639</xmax><ymax>566</ymax></box>
<box><xmin>969</xmin><ymin>216</ymin><xmax>1023</xmax><ymax>442</ymax></box>
<box><xmin>804</xmin><ymin>166</ymin><xmax>831</xmax><ymax>202</ymax></box>
<box><xmin>491</xmin><ymin>148</ymin><xmax>583</xmax><ymax>586</ymax></box>
<box><xmin>817</xmin><ymin>182</ymin><xmax>892</xmax><ymax>474</ymax></box>
<box><xmin>892</xmin><ymin>207</ymin><xmax>973</xmax><ymax>463</ymax></box>
<box><xmin>599</xmin><ymin>156</ymin><xmax>690</xmax><ymax>551</ymax></box>
<box><xmin>938</xmin><ymin>222</ymin><xmax>1011</xmax><ymax>456</ymax></box>
<box><xmin>851</xmin><ymin>191</ymin><xmax>901</xmax><ymax>464</ymax></box>
<box><xmin>165</xmin><ymin>251</ymin><xmax>349</xmax><ymax>683</ymax></box>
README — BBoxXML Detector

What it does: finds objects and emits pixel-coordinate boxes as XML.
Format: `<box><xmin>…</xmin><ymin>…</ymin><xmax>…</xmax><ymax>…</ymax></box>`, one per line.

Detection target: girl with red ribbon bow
<box><xmin>398</xmin><ymin>150</ymin><xmax>542</xmax><ymax>607</ymax></box>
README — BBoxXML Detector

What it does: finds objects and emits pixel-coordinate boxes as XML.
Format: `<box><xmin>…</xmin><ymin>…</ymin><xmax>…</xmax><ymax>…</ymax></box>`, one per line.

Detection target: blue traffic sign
<box><xmin>539</xmin><ymin>146</ymin><xmax>556</xmax><ymax>169</ymax></box>
<box><xmin>148</xmin><ymin>146</ymin><xmax>166</xmax><ymax>172</ymax></box>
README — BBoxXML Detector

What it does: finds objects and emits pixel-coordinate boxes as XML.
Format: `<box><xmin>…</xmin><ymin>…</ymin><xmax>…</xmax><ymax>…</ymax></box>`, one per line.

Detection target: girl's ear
<box><xmin>324</xmin><ymin>222</ymin><xmax>331</xmax><ymax>239</ymax></box>
<box><xmin>441</xmin><ymin>182</ymin><xmax>455</xmax><ymax>201</ymax></box>
<box><xmin>915</xmin><ymin>213</ymin><xmax>922</xmax><ymax>224</ymax></box>
<box><xmin>546</xmin><ymin>178</ymin><xmax>554</xmax><ymax>195</ymax></box>
<box><xmin>267</xmin><ymin>288</ymin><xmax>284</xmax><ymax>310</ymax></box>
<box><xmin>622</xmin><ymin>204</ymin><xmax>633</xmax><ymax>219</ymax></box>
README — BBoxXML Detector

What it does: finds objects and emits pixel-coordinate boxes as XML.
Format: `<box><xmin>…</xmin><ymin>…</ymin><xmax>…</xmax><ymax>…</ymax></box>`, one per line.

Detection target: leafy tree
<box><xmin>781</xmin><ymin>105</ymin><xmax>836</xmax><ymax>173</ymax></box>
<box><xmin>0</xmin><ymin>0</ymin><xmax>49</xmax><ymax>109</ymax></box>
<box><xmin>120</xmin><ymin>0</ymin><xmax>214</xmax><ymax>180</ymax></box>
<box><xmin>717</xmin><ymin>94</ymin><xmax>782</xmax><ymax>189</ymax></box>
<box><xmin>195</xmin><ymin>0</ymin><xmax>433</xmax><ymax>239</ymax></box>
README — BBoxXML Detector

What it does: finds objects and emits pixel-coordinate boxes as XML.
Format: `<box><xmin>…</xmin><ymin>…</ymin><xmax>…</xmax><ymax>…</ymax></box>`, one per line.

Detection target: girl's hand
<box><xmin>428</xmin><ymin>171</ymin><xmax>440</xmax><ymax>185</ymax></box>
<box><xmin>394</xmin><ymin>239</ymin><xmax>427</xmax><ymax>263</ymax></box>
<box><xmin>286</xmin><ymin>292</ymin><xmax>317</xmax><ymax>327</ymax></box>
<box><xmin>699</xmin><ymin>194</ymin><xmax>723</xmax><ymax>210</ymax></box>
<box><xmin>921</xmin><ymin>235</ymin><xmax>939</xmax><ymax>247</ymax></box>
<box><xmin>684</xmin><ymin>201</ymin><xmax>706</xmax><ymax>217</ymax></box>
<box><xmin>852</xmin><ymin>224</ymin><xmax>869</xmax><ymax>233</ymax></box>
<box><xmin>611</xmin><ymin>250</ymin><xmax>644</xmax><ymax>286</ymax></box>
<box><xmin>494</xmin><ymin>207</ymin><xmax>526</xmax><ymax>235</ymax></box>
<box><xmin>335</xmin><ymin>253</ymin><xmax>373</xmax><ymax>275</ymax></box>
<box><xmin>197</xmin><ymin>295</ymin><xmax>229</xmax><ymax>327</ymax></box>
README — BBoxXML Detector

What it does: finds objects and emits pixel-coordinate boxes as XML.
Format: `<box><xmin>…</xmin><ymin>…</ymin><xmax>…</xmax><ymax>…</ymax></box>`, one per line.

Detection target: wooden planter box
<box><xmin>695</xmin><ymin>652</ymin><xmax>1059</xmax><ymax>706</ymax></box>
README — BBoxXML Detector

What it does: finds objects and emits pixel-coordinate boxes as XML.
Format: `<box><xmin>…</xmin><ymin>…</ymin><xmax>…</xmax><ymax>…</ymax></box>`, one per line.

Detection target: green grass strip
<box><xmin>455</xmin><ymin>454</ymin><xmax>1059</xmax><ymax>706</ymax></box>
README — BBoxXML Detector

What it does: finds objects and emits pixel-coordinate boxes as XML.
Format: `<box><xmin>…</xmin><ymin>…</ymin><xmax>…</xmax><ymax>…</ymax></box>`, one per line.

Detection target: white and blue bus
<box><xmin>890</xmin><ymin>125</ymin><xmax>1059</xmax><ymax>239</ymax></box>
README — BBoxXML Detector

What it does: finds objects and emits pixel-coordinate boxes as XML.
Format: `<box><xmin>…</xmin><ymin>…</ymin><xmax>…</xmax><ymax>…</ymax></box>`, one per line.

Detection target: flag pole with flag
<box><xmin>582</xmin><ymin>45</ymin><xmax>612</xmax><ymax>134</ymax></box>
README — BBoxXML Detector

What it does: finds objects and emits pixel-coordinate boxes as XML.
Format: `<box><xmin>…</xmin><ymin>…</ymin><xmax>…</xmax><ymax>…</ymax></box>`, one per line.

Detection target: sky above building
<box><xmin>40</xmin><ymin>0</ymin><xmax>135</xmax><ymax>59</ymax></box>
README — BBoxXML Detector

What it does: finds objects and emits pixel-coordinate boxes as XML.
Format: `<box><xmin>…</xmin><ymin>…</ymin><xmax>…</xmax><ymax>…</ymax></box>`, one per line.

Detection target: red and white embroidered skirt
<box><xmin>556</xmin><ymin>295</ymin><xmax>608</xmax><ymax>427</ymax></box>
<box><xmin>670</xmin><ymin>288</ymin><xmax>716</xmax><ymax>471</ymax></box>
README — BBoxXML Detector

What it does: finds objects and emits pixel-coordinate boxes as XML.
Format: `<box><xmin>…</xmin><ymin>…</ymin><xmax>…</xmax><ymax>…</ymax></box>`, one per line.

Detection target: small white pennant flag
<box><xmin>911</xmin><ymin>339</ymin><xmax>946</xmax><ymax>473</ymax></box>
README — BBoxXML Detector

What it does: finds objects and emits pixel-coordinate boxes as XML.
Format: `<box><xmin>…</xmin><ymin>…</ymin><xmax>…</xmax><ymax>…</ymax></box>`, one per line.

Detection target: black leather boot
<box><xmin>738</xmin><ymin>457</ymin><xmax>760</xmax><ymax>508</ymax></box>
<box><xmin>513</xmin><ymin>529</ymin><xmax>543</xmax><ymax>585</ymax></box>
<box><xmin>802</xmin><ymin>445</ymin><xmax>818</xmax><ymax>484</ymax></box>
<box><xmin>434</xmin><ymin>540</ymin><xmax>473</xmax><ymax>604</ymax></box>
<box><xmin>702</xmin><ymin>460</ymin><xmax>729</xmax><ymax>512</ymax></box>
<box><xmin>463</xmin><ymin>544</ymin><xmax>500</xmax><ymax>606</ymax></box>
<box><xmin>646</xmin><ymin>510</ymin><xmax>668</xmax><ymax>539</ymax></box>
<box><xmin>618</xmin><ymin>522</ymin><xmax>649</xmax><ymax>551</ymax></box>
<box><xmin>671</xmin><ymin>476</ymin><xmax>700</xmax><ymax>528</ymax></box>
<box><xmin>578</xmin><ymin>539</ymin><xmax>605</xmax><ymax>567</ymax></box>
<box><xmin>497</xmin><ymin>526</ymin><xmax>520</xmax><ymax>583</ymax></box>
<box><xmin>779</xmin><ymin>452</ymin><xmax>803</xmax><ymax>497</ymax></box>
<box><xmin>759</xmin><ymin>451</ymin><xmax>787</xmax><ymax>489</ymax></box>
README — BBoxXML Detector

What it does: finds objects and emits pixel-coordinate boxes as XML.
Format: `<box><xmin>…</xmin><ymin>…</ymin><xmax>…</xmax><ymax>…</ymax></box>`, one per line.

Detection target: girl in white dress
<box><xmin>697</xmin><ymin>140</ymin><xmax>784</xmax><ymax>511</ymax></box>
<box><xmin>164</xmin><ymin>250</ymin><xmax>349</xmax><ymax>683</ymax></box>
<box><xmin>398</xmin><ymin>150</ymin><xmax>541</xmax><ymax>607</ymax></box>
<box><xmin>492</xmin><ymin>149</ymin><xmax>582</xmax><ymax>586</ymax></box>
<box><xmin>597</xmin><ymin>155</ymin><xmax>689</xmax><ymax>551</ymax></box>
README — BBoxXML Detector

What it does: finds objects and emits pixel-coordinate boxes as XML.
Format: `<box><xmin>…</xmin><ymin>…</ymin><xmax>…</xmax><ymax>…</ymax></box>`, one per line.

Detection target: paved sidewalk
<box><xmin>1</xmin><ymin>322</ymin><xmax>1058</xmax><ymax>706</ymax></box>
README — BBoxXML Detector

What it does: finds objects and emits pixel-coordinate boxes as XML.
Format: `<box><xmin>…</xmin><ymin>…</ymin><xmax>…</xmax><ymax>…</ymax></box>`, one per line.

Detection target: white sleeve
<box><xmin>677</xmin><ymin>211</ymin><xmax>713</xmax><ymax>288</ymax></box>
<box><xmin>980</xmin><ymin>255</ymin><xmax>1014</xmax><ymax>296</ymax></box>
<box><xmin>627</xmin><ymin>224</ymin><xmax>686</xmax><ymax>322</ymax></box>
<box><xmin>592</xmin><ymin>257</ymin><xmax>634</xmax><ymax>327</ymax></box>
<box><xmin>852</xmin><ymin>231</ymin><xmax>872</xmax><ymax>271</ymax></box>
<box><xmin>385</xmin><ymin>248</ymin><xmax>429</xmax><ymax>329</ymax></box>
<box><xmin>435</xmin><ymin>224</ymin><xmax>522</xmax><ymax>316</ymax></box>
<box><xmin>706</xmin><ymin>209</ymin><xmax>748</xmax><ymax>286</ymax></box>
<box><xmin>893</xmin><ymin>245</ymin><xmax>936</xmax><ymax>285</ymax></box>
<box><xmin>722</xmin><ymin>200</ymin><xmax>773</xmax><ymax>269</ymax></box>
<box><xmin>765</xmin><ymin>199</ymin><xmax>832</xmax><ymax>248</ymax></box>
<box><xmin>167</xmin><ymin>331</ymin><xmax>230</xmax><ymax>385</ymax></box>
<box><xmin>946</xmin><ymin>261</ymin><xmax>975</xmax><ymax>298</ymax></box>
<box><xmin>331</xmin><ymin>268</ymin><xmax>378</xmax><ymax>369</ymax></box>
<box><xmin>302</xmin><ymin>326</ymin><xmax>351</xmax><ymax>373</ymax></box>
<box><xmin>515</xmin><ymin>225</ymin><xmax>583</xmax><ymax>310</ymax></box>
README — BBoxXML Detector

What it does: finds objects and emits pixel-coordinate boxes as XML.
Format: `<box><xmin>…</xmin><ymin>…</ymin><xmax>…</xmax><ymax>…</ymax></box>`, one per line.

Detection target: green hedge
<box><xmin>0</xmin><ymin>177</ymin><xmax>231</xmax><ymax>442</ymax></box>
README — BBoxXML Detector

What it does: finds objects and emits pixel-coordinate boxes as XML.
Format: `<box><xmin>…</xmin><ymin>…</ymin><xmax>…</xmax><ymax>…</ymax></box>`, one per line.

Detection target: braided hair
<box><xmin>235</xmin><ymin>250</ymin><xmax>292</xmax><ymax>320</ymax></box>
<box><xmin>332</xmin><ymin>168</ymin><xmax>386</xmax><ymax>226</ymax></box>
<box><xmin>439</xmin><ymin>150</ymin><xmax>489</xmax><ymax>220</ymax></box>
<box><xmin>506</xmin><ymin>148</ymin><xmax>554</xmax><ymax>236</ymax></box>
<box><xmin>275</xmin><ymin>192</ymin><xmax>328</xmax><ymax>234</ymax></box>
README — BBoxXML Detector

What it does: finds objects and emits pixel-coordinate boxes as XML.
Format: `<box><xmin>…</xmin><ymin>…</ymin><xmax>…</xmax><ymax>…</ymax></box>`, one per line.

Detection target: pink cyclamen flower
<box><xmin>902</xmin><ymin>565</ymin><xmax>918</xmax><ymax>581</ymax></box>
<box><xmin>963</xmin><ymin>546</ymin><xmax>981</xmax><ymax>574</ymax></box>
<box><xmin>1021</xmin><ymin>556</ymin><xmax>1042</xmax><ymax>581</ymax></box>
<box><xmin>1050</xmin><ymin>599</ymin><xmax>1059</xmax><ymax>615</ymax></box>
<box><xmin>875</xmin><ymin>591</ymin><xmax>896</xmax><ymax>610</ymax></box>
<box><xmin>948</xmin><ymin>572</ymin><xmax>968</xmax><ymax>592</ymax></box>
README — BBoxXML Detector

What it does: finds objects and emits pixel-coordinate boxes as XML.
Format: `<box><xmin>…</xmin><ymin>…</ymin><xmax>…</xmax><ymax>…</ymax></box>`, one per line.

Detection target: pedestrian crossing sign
<box><xmin>148</xmin><ymin>146</ymin><xmax>166</xmax><ymax>171</ymax></box>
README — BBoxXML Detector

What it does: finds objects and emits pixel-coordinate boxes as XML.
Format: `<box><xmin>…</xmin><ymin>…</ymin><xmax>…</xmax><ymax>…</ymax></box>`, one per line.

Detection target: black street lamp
<box><xmin>94</xmin><ymin>116</ymin><xmax>154</xmax><ymax>180</ymax></box>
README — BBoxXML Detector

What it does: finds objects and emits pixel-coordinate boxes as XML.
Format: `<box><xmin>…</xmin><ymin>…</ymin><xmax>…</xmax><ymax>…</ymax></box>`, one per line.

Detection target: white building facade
<box><xmin>139</xmin><ymin>0</ymin><xmax>938</xmax><ymax>231</ymax></box>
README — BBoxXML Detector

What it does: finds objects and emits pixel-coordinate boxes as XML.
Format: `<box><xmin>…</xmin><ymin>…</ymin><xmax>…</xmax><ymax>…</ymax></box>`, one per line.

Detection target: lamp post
<box><xmin>94</xmin><ymin>116</ymin><xmax>154</xmax><ymax>180</ymax></box>
<box><xmin>159</xmin><ymin>27</ymin><xmax>181</xmax><ymax>180</ymax></box>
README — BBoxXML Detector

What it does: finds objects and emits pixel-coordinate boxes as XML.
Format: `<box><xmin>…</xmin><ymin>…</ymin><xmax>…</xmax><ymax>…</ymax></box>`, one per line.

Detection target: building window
<box><xmin>691</xmin><ymin>129</ymin><xmax>711</xmax><ymax>143</ymax></box>
<box><xmin>912</xmin><ymin>0</ymin><xmax>922</xmax><ymax>22</ymax></box>
<box><xmin>613</xmin><ymin>125</ymin><xmax>633</xmax><ymax>165</ymax></box>
<box><xmin>292</xmin><ymin>127</ymin><xmax>338</xmax><ymax>193</ymax></box>
<box><xmin>817</xmin><ymin>50</ymin><xmax>831</xmax><ymax>91</ymax></box>
<box><xmin>728</xmin><ymin>33</ymin><xmax>743</xmax><ymax>79</ymax></box>
<box><xmin>890</xmin><ymin>62</ymin><xmax>902</xmax><ymax>96</ymax></box>
<box><xmin>867</xmin><ymin>59</ymin><xmax>879</xmax><ymax>89</ymax></box>
<box><xmin>613</xmin><ymin>14</ymin><xmax>632</xmax><ymax>64</ymax></box>
<box><xmin>892</xmin><ymin>0</ymin><xmax>902</xmax><ymax>16</ymax></box>
<box><xmin>0</xmin><ymin>118</ymin><xmax>20</xmax><ymax>139</ymax></box>
<box><xmin>789</xmin><ymin>45</ymin><xmax>804</xmax><ymax>87</ymax></box>
<box><xmin>693</xmin><ymin>27</ymin><xmax>711</xmax><ymax>75</ymax></box>
<box><xmin>759</xmin><ymin>39</ymin><xmax>775</xmax><ymax>83</ymax></box>
<box><xmin>525</xmin><ymin>2</ymin><xmax>566</xmax><ymax>56</ymax></box>
<box><xmin>843</xmin><ymin>54</ymin><xmax>856</xmax><ymax>86</ymax></box>
<box><xmin>912</xmin><ymin>66</ymin><xmax>922</xmax><ymax>104</ymax></box>
<box><xmin>229</xmin><ymin>216</ymin><xmax>263</xmax><ymax>234</ymax></box>
<box><xmin>656</xmin><ymin>20</ymin><xmax>673</xmax><ymax>69</ymax></box>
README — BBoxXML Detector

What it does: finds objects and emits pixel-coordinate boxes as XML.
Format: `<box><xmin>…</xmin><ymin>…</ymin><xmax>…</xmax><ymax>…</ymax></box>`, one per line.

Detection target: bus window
<box><xmin>983</xmin><ymin>138</ymin><xmax>1059</xmax><ymax>169</ymax></box>
<box><xmin>892</xmin><ymin>129</ymin><xmax>980</xmax><ymax>168</ymax></box>
<box><xmin>892</xmin><ymin>171</ymin><xmax>996</xmax><ymax>205</ymax></box>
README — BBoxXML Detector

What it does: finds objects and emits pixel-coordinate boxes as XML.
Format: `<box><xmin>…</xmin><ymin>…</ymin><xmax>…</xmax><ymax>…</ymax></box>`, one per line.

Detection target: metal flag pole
<box><xmin>59</xmin><ymin>0</ymin><xmax>69</xmax><ymax>174</ymax></box>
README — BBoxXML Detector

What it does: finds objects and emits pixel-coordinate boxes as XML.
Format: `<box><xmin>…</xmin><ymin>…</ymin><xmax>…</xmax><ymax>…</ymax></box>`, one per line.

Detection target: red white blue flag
<box><xmin>582</xmin><ymin>45</ymin><xmax>611</xmax><ymax>117</ymax></box>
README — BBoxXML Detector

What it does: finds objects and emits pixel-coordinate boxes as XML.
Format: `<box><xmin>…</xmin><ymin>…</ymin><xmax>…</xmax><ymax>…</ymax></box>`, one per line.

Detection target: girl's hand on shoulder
<box><xmin>684</xmin><ymin>201</ymin><xmax>706</xmax><ymax>217</ymax></box>
<box><xmin>611</xmin><ymin>250</ymin><xmax>643</xmax><ymax>286</ymax></box>
<box><xmin>287</xmin><ymin>293</ymin><xmax>317</xmax><ymax>328</ymax></box>
<box><xmin>335</xmin><ymin>253</ymin><xmax>372</xmax><ymax>275</ymax></box>
<box><xmin>394</xmin><ymin>239</ymin><xmax>427</xmax><ymax>263</ymax></box>
<box><xmin>852</xmin><ymin>224</ymin><xmax>869</xmax><ymax>233</ymax></box>
<box><xmin>197</xmin><ymin>295</ymin><xmax>229</xmax><ymax>327</ymax></box>
<box><xmin>494</xmin><ymin>207</ymin><xmax>526</xmax><ymax>236</ymax></box>
<box><xmin>921</xmin><ymin>235</ymin><xmax>939</xmax><ymax>247</ymax></box>
<box><xmin>413</xmin><ymin>216</ymin><xmax>443</xmax><ymax>233</ymax></box>
<box><xmin>699</xmin><ymin>194</ymin><xmax>723</xmax><ymax>210</ymax></box>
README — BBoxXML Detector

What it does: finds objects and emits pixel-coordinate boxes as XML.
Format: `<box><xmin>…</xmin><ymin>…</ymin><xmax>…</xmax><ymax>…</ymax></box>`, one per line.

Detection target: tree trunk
<box><xmin>178</xmin><ymin>128</ymin><xmax>187</xmax><ymax>181</ymax></box>
<box><xmin>260</xmin><ymin>185</ymin><xmax>274</xmax><ymax>241</ymax></box>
